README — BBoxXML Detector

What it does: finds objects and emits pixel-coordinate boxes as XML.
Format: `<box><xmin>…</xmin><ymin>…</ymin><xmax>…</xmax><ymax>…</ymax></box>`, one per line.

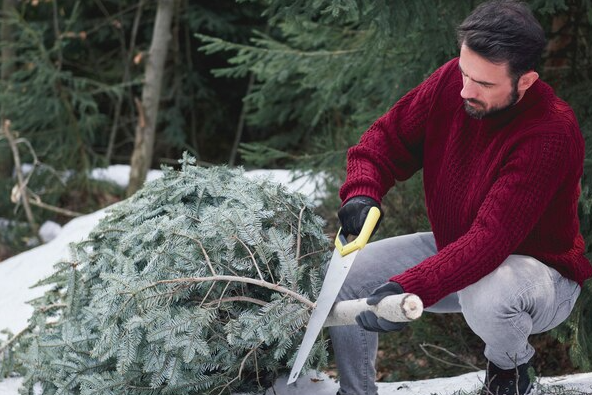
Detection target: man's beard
<box><xmin>463</xmin><ymin>82</ymin><xmax>520</xmax><ymax>120</ymax></box>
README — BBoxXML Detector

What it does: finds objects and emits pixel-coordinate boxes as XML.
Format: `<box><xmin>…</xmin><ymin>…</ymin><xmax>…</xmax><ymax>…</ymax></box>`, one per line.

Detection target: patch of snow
<box><xmin>90</xmin><ymin>165</ymin><xmax>163</xmax><ymax>188</ymax></box>
<box><xmin>38</xmin><ymin>221</ymin><xmax>62</xmax><ymax>243</ymax></box>
<box><xmin>0</xmin><ymin>378</ymin><xmax>24</xmax><ymax>395</ymax></box>
<box><xmin>2</xmin><ymin>370</ymin><xmax>592</xmax><ymax>395</ymax></box>
<box><xmin>0</xmin><ymin>378</ymin><xmax>41</xmax><ymax>395</ymax></box>
<box><xmin>90</xmin><ymin>165</ymin><xmax>327</xmax><ymax>203</ymax></box>
<box><xmin>0</xmin><ymin>209</ymin><xmax>108</xmax><ymax>334</ymax></box>
<box><xmin>19</xmin><ymin>164</ymin><xmax>34</xmax><ymax>177</ymax></box>
<box><xmin>244</xmin><ymin>169</ymin><xmax>326</xmax><ymax>202</ymax></box>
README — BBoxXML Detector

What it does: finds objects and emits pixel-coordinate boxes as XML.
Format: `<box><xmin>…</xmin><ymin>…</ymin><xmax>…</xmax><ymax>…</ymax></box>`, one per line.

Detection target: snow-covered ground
<box><xmin>1</xmin><ymin>166</ymin><xmax>591</xmax><ymax>394</ymax></box>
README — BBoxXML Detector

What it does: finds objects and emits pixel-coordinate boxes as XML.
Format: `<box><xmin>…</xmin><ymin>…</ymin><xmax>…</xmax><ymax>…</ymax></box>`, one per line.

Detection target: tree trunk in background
<box><xmin>543</xmin><ymin>13</ymin><xmax>572</xmax><ymax>89</ymax></box>
<box><xmin>106</xmin><ymin>0</ymin><xmax>146</xmax><ymax>165</ymax></box>
<box><xmin>0</xmin><ymin>0</ymin><xmax>17</xmax><ymax>178</ymax></box>
<box><xmin>127</xmin><ymin>0</ymin><xmax>175</xmax><ymax>196</ymax></box>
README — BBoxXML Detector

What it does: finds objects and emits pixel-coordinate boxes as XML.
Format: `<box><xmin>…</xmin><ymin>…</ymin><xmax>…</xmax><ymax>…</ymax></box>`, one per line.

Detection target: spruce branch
<box><xmin>0</xmin><ymin>325</ymin><xmax>31</xmax><ymax>355</ymax></box>
<box><xmin>295</xmin><ymin>205</ymin><xmax>306</xmax><ymax>260</ymax></box>
<box><xmin>298</xmin><ymin>248</ymin><xmax>326</xmax><ymax>260</ymax></box>
<box><xmin>232</xmin><ymin>235</ymin><xmax>265</xmax><ymax>281</ymax></box>
<box><xmin>38</xmin><ymin>303</ymin><xmax>68</xmax><ymax>313</ymax></box>
<box><xmin>217</xmin><ymin>281</ymin><xmax>232</xmax><ymax>308</ymax></box>
<box><xmin>238</xmin><ymin>344</ymin><xmax>260</xmax><ymax>380</ymax></box>
<box><xmin>215</xmin><ymin>341</ymin><xmax>264</xmax><ymax>395</ymax></box>
<box><xmin>205</xmin><ymin>296</ymin><xmax>267</xmax><ymax>307</ymax></box>
<box><xmin>198</xmin><ymin>34</ymin><xmax>362</xmax><ymax>58</ymax></box>
<box><xmin>173</xmin><ymin>232</ymin><xmax>216</xmax><ymax>276</ymax></box>
<box><xmin>199</xmin><ymin>281</ymin><xmax>218</xmax><ymax>309</ymax></box>
<box><xmin>135</xmin><ymin>276</ymin><xmax>314</xmax><ymax>308</ymax></box>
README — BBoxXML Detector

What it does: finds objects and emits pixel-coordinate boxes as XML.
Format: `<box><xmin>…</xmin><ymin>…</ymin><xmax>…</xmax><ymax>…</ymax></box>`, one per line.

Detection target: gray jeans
<box><xmin>329</xmin><ymin>232</ymin><xmax>581</xmax><ymax>395</ymax></box>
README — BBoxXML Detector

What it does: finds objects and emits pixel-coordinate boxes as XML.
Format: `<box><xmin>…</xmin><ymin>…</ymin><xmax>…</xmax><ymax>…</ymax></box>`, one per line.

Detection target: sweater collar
<box><xmin>479</xmin><ymin>79</ymin><xmax>545</xmax><ymax>130</ymax></box>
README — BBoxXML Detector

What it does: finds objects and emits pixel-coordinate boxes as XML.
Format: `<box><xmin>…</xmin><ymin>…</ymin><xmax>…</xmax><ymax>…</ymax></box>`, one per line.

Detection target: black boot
<box><xmin>480</xmin><ymin>360</ymin><xmax>534</xmax><ymax>395</ymax></box>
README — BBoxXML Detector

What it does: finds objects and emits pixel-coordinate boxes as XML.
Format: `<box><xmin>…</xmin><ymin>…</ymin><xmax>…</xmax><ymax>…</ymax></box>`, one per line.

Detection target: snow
<box><xmin>0</xmin><ymin>379</ymin><xmax>23</xmax><ymax>395</ymax></box>
<box><xmin>37</xmin><ymin>221</ymin><xmax>62</xmax><ymax>243</ymax></box>
<box><xmin>0</xmin><ymin>208</ymin><xmax>109</xmax><ymax>338</ymax></box>
<box><xmin>89</xmin><ymin>164</ymin><xmax>326</xmax><ymax>203</ymax></box>
<box><xmin>1</xmin><ymin>166</ymin><xmax>591</xmax><ymax>395</ymax></box>
<box><xmin>89</xmin><ymin>164</ymin><xmax>163</xmax><ymax>188</ymax></box>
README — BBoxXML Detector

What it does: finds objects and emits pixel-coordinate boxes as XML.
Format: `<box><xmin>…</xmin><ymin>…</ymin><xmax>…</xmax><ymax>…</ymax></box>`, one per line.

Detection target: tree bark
<box><xmin>543</xmin><ymin>14</ymin><xmax>572</xmax><ymax>87</ymax></box>
<box><xmin>106</xmin><ymin>0</ymin><xmax>146</xmax><ymax>164</ymax></box>
<box><xmin>0</xmin><ymin>0</ymin><xmax>17</xmax><ymax>178</ymax></box>
<box><xmin>127</xmin><ymin>0</ymin><xmax>175</xmax><ymax>196</ymax></box>
<box><xmin>228</xmin><ymin>73</ymin><xmax>254</xmax><ymax>167</ymax></box>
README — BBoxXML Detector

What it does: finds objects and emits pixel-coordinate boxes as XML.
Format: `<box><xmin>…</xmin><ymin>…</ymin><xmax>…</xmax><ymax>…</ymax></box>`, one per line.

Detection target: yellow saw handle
<box><xmin>335</xmin><ymin>206</ymin><xmax>381</xmax><ymax>256</ymax></box>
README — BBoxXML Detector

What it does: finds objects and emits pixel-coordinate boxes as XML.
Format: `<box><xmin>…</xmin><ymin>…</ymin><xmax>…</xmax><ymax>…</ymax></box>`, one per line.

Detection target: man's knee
<box><xmin>459</xmin><ymin>284</ymin><xmax>516</xmax><ymax>332</ymax></box>
<box><xmin>457</xmin><ymin>256</ymin><xmax>552</xmax><ymax>337</ymax></box>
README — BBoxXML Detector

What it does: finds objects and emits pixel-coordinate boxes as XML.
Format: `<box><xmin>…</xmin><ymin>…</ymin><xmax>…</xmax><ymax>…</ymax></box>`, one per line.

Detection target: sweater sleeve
<box><xmin>391</xmin><ymin>130</ymin><xmax>576</xmax><ymax>307</ymax></box>
<box><xmin>339</xmin><ymin>60</ymin><xmax>455</xmax><ymax>204</ymax></box>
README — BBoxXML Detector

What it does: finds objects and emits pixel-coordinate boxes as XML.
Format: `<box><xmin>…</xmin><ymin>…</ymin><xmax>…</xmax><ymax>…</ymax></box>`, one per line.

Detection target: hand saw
<box><xmin>287</xmin><ymin>206</ymin><xmax>381</xmax><ymax>385</ymax></box>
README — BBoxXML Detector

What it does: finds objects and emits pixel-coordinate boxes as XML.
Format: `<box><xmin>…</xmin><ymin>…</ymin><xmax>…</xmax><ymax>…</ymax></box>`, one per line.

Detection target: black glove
<box><xmin>337</xmin><ymin>196</ymin><xmax>382</xmax><ymax>236</ymax></box>
<box><xmin>355</xmin><ymin>281</ymin><xmax>408</xmax><ymax>333</ymax></box>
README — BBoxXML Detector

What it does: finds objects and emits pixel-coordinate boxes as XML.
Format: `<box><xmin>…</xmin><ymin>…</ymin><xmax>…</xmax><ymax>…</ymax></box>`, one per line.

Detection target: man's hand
<box><xmin>338</xmin><ymin>196</ymin><xmax>382</xmax><ymax>236</ymax></box>
<box><xmin>355</xmin><ymin>282</ymin><xmax>408</xmax><ymax>332</ymax></box>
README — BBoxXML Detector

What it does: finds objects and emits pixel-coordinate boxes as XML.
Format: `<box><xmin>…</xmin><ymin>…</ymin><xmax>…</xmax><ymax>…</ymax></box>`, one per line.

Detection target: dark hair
<box><xmin>457</xmin><ymin>0</ymin><xmax>546</xmax><ymax>79</ymax></box>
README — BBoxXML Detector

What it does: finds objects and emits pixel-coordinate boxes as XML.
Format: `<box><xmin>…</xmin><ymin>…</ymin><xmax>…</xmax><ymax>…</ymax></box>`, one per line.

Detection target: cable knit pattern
<box><xmin>340</xmin><ymin>58</ymin><xmax>592</xmax><ymax>307</ymax></box>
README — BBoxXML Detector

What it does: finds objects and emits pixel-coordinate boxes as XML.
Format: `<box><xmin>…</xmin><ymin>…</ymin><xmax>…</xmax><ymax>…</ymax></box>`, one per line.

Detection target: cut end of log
<box><xmin>401</xmin><ymin>294</ymin><xmax>423</xmax><ymax>320</ymax></box>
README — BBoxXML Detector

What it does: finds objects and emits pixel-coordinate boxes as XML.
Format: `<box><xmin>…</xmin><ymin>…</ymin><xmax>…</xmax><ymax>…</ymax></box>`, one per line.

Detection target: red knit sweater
<box><xmin>340</xmin><ymin>58</ymin><xmax>592</xmax><ymax>307</ymax></box>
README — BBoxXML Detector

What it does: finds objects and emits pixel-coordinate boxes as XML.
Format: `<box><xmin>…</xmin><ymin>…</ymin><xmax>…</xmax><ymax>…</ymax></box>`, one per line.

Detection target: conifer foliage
<box><xmin>17</xmin><ymin>155</ymin><xmax>330</xmax><ymax>394</ymax></box>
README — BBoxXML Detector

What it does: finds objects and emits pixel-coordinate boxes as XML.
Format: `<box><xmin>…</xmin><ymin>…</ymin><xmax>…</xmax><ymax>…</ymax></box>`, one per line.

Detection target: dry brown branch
<box><xmin>3</xmin><ymin>122</ymin><xmax>81</xmax><ymax>225</ymax></box>
<box><xmin>2</xmin><ymin>120</ymin><xmax>37</xmax><ymax>233</ymax></box>
<box><xmin>28</xmin><ymin>193</ymin><xmax>83</xmax><ymax>217</ymax></box>
<box><xmin>419</xmin><ymin>343</ymin><xmax>481</xmax><ymax>371</ymax></box>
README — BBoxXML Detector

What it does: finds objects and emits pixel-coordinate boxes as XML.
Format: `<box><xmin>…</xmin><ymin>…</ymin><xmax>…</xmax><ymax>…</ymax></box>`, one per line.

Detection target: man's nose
<box><xmin>460</xmin><ymin>79</ymin><xmax>477</xmax><ymax>100</ymax></box>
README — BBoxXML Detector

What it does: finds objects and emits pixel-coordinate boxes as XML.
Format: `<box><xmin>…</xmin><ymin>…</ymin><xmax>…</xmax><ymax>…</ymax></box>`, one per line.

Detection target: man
<box><xmin>331</xmin><ymin>1</ymin><xmax>592</xmax><ymax>395</ymax></box>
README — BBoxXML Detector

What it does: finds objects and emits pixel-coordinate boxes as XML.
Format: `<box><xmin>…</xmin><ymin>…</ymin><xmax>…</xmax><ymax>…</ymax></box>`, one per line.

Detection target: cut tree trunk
<box><xmin>127</xmin><ymin>0</ymin><xmax>175</xmax><ymax>196</ymax></box>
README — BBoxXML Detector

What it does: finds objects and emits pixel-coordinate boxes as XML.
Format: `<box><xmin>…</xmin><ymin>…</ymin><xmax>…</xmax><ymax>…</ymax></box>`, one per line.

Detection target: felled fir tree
<box><xmin>17</xmin><ymin>155</ymin><xmax>330</xmax><ymax>394</ymax></box>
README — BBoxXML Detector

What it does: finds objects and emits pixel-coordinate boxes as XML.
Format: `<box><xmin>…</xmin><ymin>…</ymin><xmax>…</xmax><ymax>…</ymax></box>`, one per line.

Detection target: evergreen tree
<box><xmin>198</xmin><ymin>1</ymin><xmax>472</xmax><ymax>170</ymax></box>
<box><xmin>12</xmin><ymin>156</ymin><xmax>330</xmax><ymax>394</ymax></box>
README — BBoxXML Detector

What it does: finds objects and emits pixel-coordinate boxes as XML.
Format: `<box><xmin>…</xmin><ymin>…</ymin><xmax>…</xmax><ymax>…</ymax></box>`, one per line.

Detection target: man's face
<box><xmin>458</xmin><ymin>44</ymin><xmax>519</xmax><ymax>119</ymax></box>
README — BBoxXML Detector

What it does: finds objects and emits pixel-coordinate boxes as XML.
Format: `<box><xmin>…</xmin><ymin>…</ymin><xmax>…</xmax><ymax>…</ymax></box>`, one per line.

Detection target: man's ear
<box><xmin>518</xmin><ymin>70</ymin><xmax>539</xmax><ymax>92</ymax></box>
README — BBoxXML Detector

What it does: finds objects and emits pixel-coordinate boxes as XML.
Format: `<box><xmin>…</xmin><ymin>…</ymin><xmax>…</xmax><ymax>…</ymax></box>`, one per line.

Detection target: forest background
<box><xmin>0</xmin><ymin>0</ymin><xmax>591</xmax><ymax>384</ymax></box>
